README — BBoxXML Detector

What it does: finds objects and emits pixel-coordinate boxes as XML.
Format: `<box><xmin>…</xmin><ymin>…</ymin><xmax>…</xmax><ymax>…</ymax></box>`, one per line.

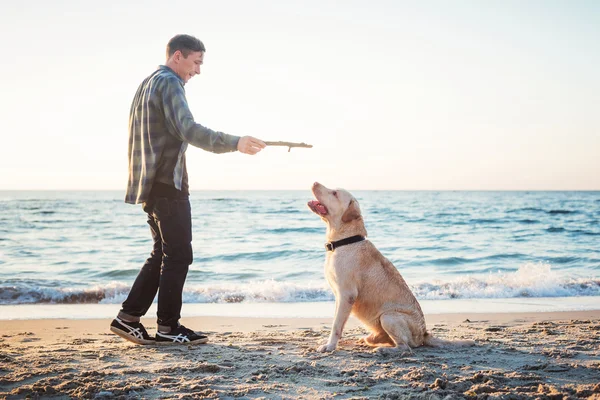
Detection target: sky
<box><xmin>0</xmin><ymin>0</ymin><xmax>598</xmax><ymax>190</ymax></box>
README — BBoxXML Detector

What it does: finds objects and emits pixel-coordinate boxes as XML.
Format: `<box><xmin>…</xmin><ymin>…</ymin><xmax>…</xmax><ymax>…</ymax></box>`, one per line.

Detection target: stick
<box><xmin>264</xmin><ymin>141</ymin><xmax>313</xmax><ymax>152</ymax></box>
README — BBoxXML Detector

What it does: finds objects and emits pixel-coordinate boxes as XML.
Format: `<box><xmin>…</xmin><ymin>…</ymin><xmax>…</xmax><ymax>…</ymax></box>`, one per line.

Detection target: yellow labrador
<box><xmin>308</xmin><ymin>182</ymin><xmax>474</xmax><ymax>354</ymax></box>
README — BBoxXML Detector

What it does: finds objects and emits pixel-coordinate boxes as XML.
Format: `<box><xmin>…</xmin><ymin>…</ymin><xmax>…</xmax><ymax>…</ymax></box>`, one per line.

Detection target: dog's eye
<box><xmin>332</xmin><ymin>191</ymin><xmax>337</xmax><ymax>197</ymax></box>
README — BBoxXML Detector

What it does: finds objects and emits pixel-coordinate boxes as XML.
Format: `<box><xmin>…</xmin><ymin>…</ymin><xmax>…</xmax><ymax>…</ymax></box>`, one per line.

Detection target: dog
<box><xmin>308</xmin><ymin>182</ymin><xmax>474</xmax><ymax>354</ymax></box>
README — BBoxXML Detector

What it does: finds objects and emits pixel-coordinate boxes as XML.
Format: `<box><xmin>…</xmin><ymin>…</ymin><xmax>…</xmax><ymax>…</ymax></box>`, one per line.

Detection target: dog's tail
<box><xmin>422</xmin><ymin>332</ymin><xmax>475</xmax><ymax>347</ymax></box>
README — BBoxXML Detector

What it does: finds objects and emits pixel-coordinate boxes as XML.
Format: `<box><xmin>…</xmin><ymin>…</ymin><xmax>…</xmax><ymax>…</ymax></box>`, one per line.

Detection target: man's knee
<box><xmin>163</xmin><ymin>243</ymin><xmax>193</xmax><ymax>266</ymax></box>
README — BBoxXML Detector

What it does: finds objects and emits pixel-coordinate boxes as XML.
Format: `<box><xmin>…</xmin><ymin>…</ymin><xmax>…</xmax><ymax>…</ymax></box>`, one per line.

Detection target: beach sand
<box><xmin>1</xmin><ymin>311</ymin><xmax>599</xmax><ymax>399</ymax></box>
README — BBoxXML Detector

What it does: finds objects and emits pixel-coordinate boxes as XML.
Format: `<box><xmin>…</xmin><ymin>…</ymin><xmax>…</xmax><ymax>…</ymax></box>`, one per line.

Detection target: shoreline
<box><xmin>2</xmin><ymin>309</ymin><xmax>600</xmax><ymax>332</ymax></box>
<box><xmin>2</xmin><ymin>296</ymin><xmax>600</xmax><ymax>321</ymax></box>
<box><xmin>1</xmin><ymin>310</ymin><xmax>599</xmax><ymax>398</ymax></box>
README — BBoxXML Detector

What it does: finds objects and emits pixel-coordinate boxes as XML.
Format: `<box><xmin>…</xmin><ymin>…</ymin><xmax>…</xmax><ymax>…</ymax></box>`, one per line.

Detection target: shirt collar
<box><xmin>158</xmin><ymin>65</ymin><xmax>185</xmax><ymax>85</ymax></box>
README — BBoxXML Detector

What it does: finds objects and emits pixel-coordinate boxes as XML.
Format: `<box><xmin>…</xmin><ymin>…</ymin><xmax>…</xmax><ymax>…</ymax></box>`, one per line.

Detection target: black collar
<box><xmin>325</xmin><ymin>235</ymin><xmax>366</xmax><ymax>252</ymax></box>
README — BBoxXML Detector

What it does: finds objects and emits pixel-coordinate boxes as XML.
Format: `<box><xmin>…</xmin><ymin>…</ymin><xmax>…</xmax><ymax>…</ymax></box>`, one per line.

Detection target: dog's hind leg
<box><xmin>360</xmin><ymin>331</ymin><xmax>394</xmax><ymax>347</ymax></box>
<box><xmin>376</xmin><ymin>312</ymin><xmax>414</xmax><ymax>355</ymax></box>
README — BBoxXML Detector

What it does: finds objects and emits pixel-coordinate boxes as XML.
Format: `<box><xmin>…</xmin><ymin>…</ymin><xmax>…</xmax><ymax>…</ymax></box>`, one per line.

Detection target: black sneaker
<box><xmin>155</xmin><ymin>325</ymin><xmax>208</xmax><ymax>345</ymax></box>
<box><xmin>110</xmin><ymin>317</ymin><xmax>154</xmax><ymax>345</ymax></box>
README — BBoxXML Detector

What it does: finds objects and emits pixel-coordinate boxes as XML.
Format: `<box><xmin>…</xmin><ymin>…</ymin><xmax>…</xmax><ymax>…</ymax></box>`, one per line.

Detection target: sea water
<box><xmin>0</xmin><ymin>190</ymin><xmax>598</xmax><ymax>319</ymax></box>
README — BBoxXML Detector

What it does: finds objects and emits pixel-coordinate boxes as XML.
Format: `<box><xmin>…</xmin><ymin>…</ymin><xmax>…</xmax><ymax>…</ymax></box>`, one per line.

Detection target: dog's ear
<box><xmin>342</xmin><ymin>200</ymin><xmax>361</xmax><ymax>223</ymax></box>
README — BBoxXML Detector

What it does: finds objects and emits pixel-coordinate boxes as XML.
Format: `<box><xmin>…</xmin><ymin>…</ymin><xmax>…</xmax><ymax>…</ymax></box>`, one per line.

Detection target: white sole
<box><xmin>155</xmin><ymin>337</ymin><xmax>209</xmax><ymax>345</ymax></box>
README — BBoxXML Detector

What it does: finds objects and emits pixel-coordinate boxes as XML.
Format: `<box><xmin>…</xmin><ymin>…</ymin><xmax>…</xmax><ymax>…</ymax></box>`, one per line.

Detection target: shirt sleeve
<box><xmin>158</xmin><ymin>76</ymin><xmax>240</xmax><ymax>153</ymax></box>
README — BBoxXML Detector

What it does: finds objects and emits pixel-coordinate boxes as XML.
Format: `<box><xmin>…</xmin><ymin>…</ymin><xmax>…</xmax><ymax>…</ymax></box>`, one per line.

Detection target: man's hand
<box><xmin>237</xmin><ymin>136</ymin><xmax>266</xmax><ymax>155</ymax></box>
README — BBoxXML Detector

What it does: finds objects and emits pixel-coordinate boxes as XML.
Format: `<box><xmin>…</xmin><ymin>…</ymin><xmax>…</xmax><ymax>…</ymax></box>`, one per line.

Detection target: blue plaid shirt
<box><xmin>125</xmin><ymin>66</ymin><xmax>240</xmax><ymax>204</ymax></box>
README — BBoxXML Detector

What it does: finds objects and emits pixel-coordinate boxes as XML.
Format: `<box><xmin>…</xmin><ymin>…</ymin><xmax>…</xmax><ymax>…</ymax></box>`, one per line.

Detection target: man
<box><xmin>110</xmin><ymin>34</ymin><xmax>266</xmax><ymax>345</ymax></box>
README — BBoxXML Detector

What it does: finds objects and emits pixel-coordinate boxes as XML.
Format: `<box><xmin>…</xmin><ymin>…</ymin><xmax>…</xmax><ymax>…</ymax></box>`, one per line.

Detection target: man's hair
<box><xmin>166</xmin><ymin>34</ymin><xmax>206</xmax><ymax>58</ymax></box>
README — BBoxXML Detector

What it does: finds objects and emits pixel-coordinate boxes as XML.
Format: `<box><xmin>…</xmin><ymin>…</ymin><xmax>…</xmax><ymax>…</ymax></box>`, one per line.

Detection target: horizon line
<box><xmin>1</xmin><ymin>188</ymin><xmax>599</xmax><ymax>192</ymax></box>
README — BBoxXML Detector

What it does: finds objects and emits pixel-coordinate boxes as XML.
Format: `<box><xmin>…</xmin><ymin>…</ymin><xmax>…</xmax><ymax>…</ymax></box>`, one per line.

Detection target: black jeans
<box><xmin>121</xmin><ymin>197</ymin><xmax>193</xmax><ymax>328</ymax></box>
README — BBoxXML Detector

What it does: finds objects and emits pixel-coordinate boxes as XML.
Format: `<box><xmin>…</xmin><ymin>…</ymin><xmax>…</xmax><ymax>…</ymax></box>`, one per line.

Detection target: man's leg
<box><xmin>152</xmin><ymin>197</ymin><xmax>193</xmax><ymax>331</ymax></box>
<box><xmin>110</xmin><ymin>208</ymin><xmax>162</xmax><ymax>344</ymax></box>
<box><xmin>119</xmin><ymin>213</ymin><xmax>163</xmax><ymax>321</ymax></box>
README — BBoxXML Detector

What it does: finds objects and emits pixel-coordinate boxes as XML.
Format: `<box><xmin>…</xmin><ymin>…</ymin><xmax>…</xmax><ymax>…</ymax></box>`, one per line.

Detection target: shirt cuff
<box><xmin>228</xmin><ymin>135</ymin><xmax>241</xmax><ymax>152</ymax></box>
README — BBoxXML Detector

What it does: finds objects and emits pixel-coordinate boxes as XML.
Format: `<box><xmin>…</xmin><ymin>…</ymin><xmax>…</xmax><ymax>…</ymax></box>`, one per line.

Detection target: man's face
<box><xmin>176</xmin><ymin>51</ymin><xmax>204</xmax><ymax>83</ymax></box>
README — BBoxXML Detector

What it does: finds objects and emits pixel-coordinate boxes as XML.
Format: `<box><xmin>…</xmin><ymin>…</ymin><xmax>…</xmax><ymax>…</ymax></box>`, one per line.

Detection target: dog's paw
<box><xmin>317</xmin><ymin>343</ymin><xmax>336</xmax><ymax>353</ymax></box>
<box><xmin>375</xmin><ymin>347</ymin><xmax>398</xmax><ymax>356</ymax></box>
<box><xmin>375</xmin><ymin>345</ymin><xmax>411</xmax><ymax>356</ymax></box>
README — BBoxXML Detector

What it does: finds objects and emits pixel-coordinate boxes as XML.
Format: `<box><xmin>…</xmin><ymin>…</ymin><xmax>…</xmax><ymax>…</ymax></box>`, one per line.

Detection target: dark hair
<box><xmin>166</xmin><ymin>34</ymin><xmax>206</xmax><ymax>58</ymax></box>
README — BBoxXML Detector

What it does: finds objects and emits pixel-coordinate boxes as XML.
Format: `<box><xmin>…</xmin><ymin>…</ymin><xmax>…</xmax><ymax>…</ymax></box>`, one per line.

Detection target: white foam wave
<box><xmin>412</xmin><ymin>262</ymin><xmax>600</xmax><ymax>299</ymax></box>
<box><xmin>1</xmin><ymin>263</ymin><xmax>598</xmax><ymax>305</ymax></box>
<box><xmin>103</xmin><ymin>280</ymin><xmax>333</xmax><ymax>304</ymax></box>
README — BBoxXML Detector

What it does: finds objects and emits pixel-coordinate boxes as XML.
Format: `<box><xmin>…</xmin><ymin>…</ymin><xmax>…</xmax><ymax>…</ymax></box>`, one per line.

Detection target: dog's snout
<box><xmin>313</xmin><ymin>182</ymin><xmax>322</xmax><ymax>189</ymax></box>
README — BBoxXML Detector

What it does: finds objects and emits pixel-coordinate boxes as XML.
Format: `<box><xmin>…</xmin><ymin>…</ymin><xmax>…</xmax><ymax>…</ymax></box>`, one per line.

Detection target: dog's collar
<box><xmin>325</xmin><ymin>235</ymin><xmax>366</xmax><ymax>252</ymax></box>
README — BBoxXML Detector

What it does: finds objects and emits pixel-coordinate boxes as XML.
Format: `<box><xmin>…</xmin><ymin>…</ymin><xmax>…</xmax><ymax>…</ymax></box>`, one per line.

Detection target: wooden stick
<box><xmin>264</xmin><ymin>141</ymin><xmax>313</xmax><ymax>152</ymax></box>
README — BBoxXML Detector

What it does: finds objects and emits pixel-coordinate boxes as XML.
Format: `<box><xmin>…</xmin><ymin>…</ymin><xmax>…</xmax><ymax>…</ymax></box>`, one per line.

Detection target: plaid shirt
<box><xmin>125</xmin><ymin>66</ymin><xmax>240</xmax><ymax>204</ymax></box>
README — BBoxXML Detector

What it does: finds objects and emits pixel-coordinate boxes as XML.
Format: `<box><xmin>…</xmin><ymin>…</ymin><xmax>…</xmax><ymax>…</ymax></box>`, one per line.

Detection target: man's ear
<box><xmin>342</xmin><ymin>200</ymin><xmax>361</xmax><ymax>223</ymax></box>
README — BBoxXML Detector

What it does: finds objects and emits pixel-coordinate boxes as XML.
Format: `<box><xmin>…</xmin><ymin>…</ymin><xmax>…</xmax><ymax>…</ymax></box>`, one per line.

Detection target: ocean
<box><xmin>0</xmin><ymin>190</ymin><xmax>598</xmax><ymax>320</ymax></box>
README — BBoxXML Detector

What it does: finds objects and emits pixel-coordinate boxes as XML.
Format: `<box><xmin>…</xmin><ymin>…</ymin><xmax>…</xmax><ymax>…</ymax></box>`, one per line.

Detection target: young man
<box><xmin>110</xmin><ymin>34</ymin><xmax>266</xmax><ymax>345</ymax></box>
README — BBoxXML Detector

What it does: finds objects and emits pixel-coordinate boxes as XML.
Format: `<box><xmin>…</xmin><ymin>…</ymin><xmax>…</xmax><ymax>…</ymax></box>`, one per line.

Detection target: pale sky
<box><xmin>0</xmin><ymin>0</ymin><xmax>598</xmax><ymax>190</ymax></box>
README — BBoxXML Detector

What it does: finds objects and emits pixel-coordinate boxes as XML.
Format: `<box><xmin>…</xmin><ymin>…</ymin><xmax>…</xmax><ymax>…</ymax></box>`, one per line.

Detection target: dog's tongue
<box><xmin>308</xmin><ymin>200</ymin><xmax>328</xmax><ymax>216</ymax></box>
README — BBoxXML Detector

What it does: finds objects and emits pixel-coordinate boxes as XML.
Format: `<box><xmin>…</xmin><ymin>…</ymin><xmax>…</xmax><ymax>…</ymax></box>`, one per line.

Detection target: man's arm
<box><xmin>159</xmin><ymin>76</ymin><xmax>241</xmax><ymax>153</ymax></box>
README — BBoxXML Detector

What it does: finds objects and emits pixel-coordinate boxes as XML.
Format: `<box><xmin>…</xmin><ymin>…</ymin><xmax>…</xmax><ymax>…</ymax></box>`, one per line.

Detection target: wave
<box><xmin>543</xmin><ymin>227</ymin><xmax>600</xmax><ymax>236</ymax></box>
<box><xmin>1</xmin><ymin>263</ymin><xmax>598</xmax><ymax>305</ymax></box>
<box><xmin>548</xmin><ymin>209</ymin><xmax>577</xmax><ymax>215</ymax></box>
<box><xmin>507</xmin><ymin>207</ymin><xmax>580</xmax><ymax>215</ymax></box>
<box><xmin>258</xmin><ymin>227</ymin><xmax>323</xmax><ymax>235</ymax></box>
<box><xmin>0</xmin><ymin>282</ymin><xmax>130</xmax><ymax>304</ymax></box>
<box><xmin>0</xmin><ymin>281</ymin><xmax>332</xmax><ymax>305</ymax></box>
<box><xmin>261</xmin><ymin>208</ymin><xmax>303</xmax><ymax>215</ymax></box>
<box><xmin>412</xmin><ymin>263</ymin><xmax>600</xmax><ymax>299</ymax></box>
<box><xmin>573</xmin><ymin>229</ymin><xmax>600</xmax><ymax>236</ymax></box>
<box><xmin>428</xmin><ymin>257</ymin><xmax>471</xmax><ymax>266</ymax></box>
<box><xmin>197</xmin><ymin>249</ymin><xmax>306</xmax><ymax>263</ymax></box>
<box><xmin>506</xmin><ymin>207</ymin><xmax>544</xmax><ymax>213</ymax></box>
<box><xmin>469</xmin><ymin>218</ymin><xmax>507</xmax><ymax>224</ymax></box>
<box><xmin>411</xmin><ymin>253</ymin><xmax>527</xmax><ymax>267</ymax></box>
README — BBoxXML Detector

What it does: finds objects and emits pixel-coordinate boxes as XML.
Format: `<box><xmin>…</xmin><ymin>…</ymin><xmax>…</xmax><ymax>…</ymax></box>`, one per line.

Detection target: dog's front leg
<box><xmin>318</xmin><ymin>292</ymin><xmax>356</xmax><ymax>352</ymax></box>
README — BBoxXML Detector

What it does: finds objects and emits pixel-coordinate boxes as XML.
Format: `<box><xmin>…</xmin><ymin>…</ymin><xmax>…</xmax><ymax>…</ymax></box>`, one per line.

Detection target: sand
<box><xmin>1</xmin><ymin>310</ymin><xmax>599</xmax><ymax>399</ymax></box>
